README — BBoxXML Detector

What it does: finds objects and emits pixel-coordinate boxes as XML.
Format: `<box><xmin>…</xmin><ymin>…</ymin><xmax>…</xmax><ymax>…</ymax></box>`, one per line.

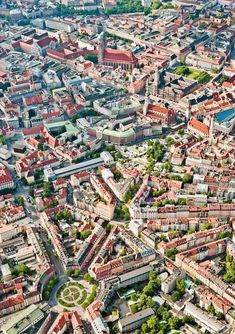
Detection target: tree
<box><xmin>66</xmin><ymin>269</ymin><xmax>72</xmax><ymax>277</ymax></box>
<box><xmin>81</xmin><ymin>230</ymin><xmax>92</xmax><ymax>240</ymax></box>
<box><xmin>43</xmin><ymin>181</ymin><xmax>53</xmax><ymax>198</ymax></box>
<box><xmin>141</xmin><ymin>323</ymin><xmax>149</xmax><ymax>334</ymax></box>
<box><xmin>183</xmin><ymin>173</ymin><xmax>193</xmax><ymax>184</ymax></box>
<box><xmin>37</xmin><ymin>143</ymin><xmax>44</xmax><ymax>151</ymax></box>
<box><xmin>166</xmin><ymin>137</ymin><xmax>175</xmax><ymax>146</ymax></box>
<box><xmin>165</xmin><ymin>248</ymin><xmax>178</xmax><ymax>261</ymax></box>
<box><xmin>2</xmin><ymin>258</ymin><xmax>9</xmax><ymax>264</ymax></box>
<box><xmin>147</xmin><ymin>315</ymin><xmax>159</xmax><ymax>331</ymax></box>
<box><xmin>176</xmin><ymin>278</ymin><xmax>185</xmax><ymax>295</ymax></box>
<box><xmin>163</xmin><ymin>161</ymin><xmax>172</xmax><ymax>172</ymax></box>
<box><xmin>219</xmin><ymin>75</ymin><xmax>228</xmax><ymax>85</ymax></box>
<box><xmin>11</xmin><ymin>263</ymin><xmax>32</xmax><ymax>278</ymax></box>
<box><xmin>169</xmin><ymin>316</ymin><xmax>183</xmax><ymax>330</ymax></box>
<box><xmin>172</xmin><ymin>290</ymin><xmax>181</xmax><ymax>302</ymax></box>
<box><xmin>218</xmin><ymin>231</ymin><xmax>232</xmax><ymax>239</ymax></box>
<box><xmin>131</xmin><ymin>303</ymin><xmax>139</xmax><ymax>314</ymax></box>
<box><xmin>143</xmin><ymin>282</ymin><xmax>154</xmax><ymax>296</ymax></box>
<box><xmin>175</xmin><ymin>66</ymin><xmax>190</xmax><ymax>76</ymax></box>
<box><xmin>130</xmin><ymin>294</ymin><xmax>136</xmax><ymax>302</ymax></box>
<box><xmin>15</xmin><ymin>196</ymin><xmax>24</xmax><ymax>207</ymax></box>
<box><xmin>207</xmin><ymin>303</ymin><xmax>215</xmax><ymax>315</ymax></box>
<box><xmin>178</xmin><ymin>198</ymin><xmax>187</xmax><ymax>205</ymax></box>
<box><xmin>146</xmin><ymin>296</ymin><xmax>155</xmax><ymax>308</ymax></box>
<box><xmin>170</xmin><ymin>174</ymin><xmax>182</xmax><ymax>181</ymax></box>
<box><xmin>200</xmin><ymin>223</ymin><xmax>213</xmax><ymax>231</ymax></box>
<box><xmin>159</xmin><ymin>233</ymin><xmax>167</xmax><ymax>242</ymax></box>
<box><xmin>83</xmin><ymin>273</ymin><xmax>94</xmax><ymax>283</ymax></box>
<box><xmin>199</xmin><ymin>22</ymin><xmax>207</xmax><ymax>29</ymax></box>
<box><xmin>44</xmin><ymin>290</ymin><xmax>50</xmax><ymax>300</ymax></box>
<box><xmin>106</xmin><ymin>223</ymin><xmax>113</xmax><ymax>233</ymax></box>
<box><xmin>183</xmin><ymin>315</ymin><xmax>194</xmax><ymax>324</ymax></box>
<box><xmin>124</xmin><ymin>183</ymin><xmax>140</xmax><ymax>203</ymax></box>
<box><xmin>29</xmin><ymin>188</ymin><xmax>34</xmax><ymax>197</ymax></box>
<box><xmin>18</xmin><ymin>263</ymin><xmax>31</xmax><ymax>275</ymax></box>
<box><xmin>162</xmin><ymin>310</ymin><xmax>171</xmax><ymax>321</ymax></box>
<box><xmin>152</xmin><ymin>1</ymin><xmax>162</xmax><ymax>10</ymax></box>
<box><xmin>0</xmin><ymin>135</ymin><xmax>6</xmax><ymax>145</ymax></box>
<box><xmin>224</xmin><ymin>255</ymin><xmax>235</xmax><ymax>284</ymax></box>
<box><xmin>74</xmin><ymin>269</ymin><xmax>80</xmax><ymax>278</ymax></box>
<box><xmin>138</xmin><ymin>294</ymin><xmax>148</xmax><ymax>309</ymax></box>
<box><xmin>114</xmin><ymin>204</ymin><xmax>130</xmax><ymax>221</ymax></box>
<box><xmin>56</xmin><ymin>209</ymin><xmax>74</xmax><ymax>224</ymax></box>
<box><xmin>216</xmin><ymin>312</ymin><xmax>224</xmax><ymax>320</ymax></box>
<box><xmin>119</xmin><ymin>249</ymin><xmax>126</xmax><ymax>257</ymax></box>
<box><xmin>177</xmin><ymin>129</ymin><xmax>184</xmax><ymax>135</ymax></box>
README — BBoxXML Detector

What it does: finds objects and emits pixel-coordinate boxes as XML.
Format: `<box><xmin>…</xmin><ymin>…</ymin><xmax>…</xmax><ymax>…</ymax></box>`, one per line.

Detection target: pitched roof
<box><xmin>103</xmin><ymin>48</ymin><xmax>138</xmax><ymax>63</ymax></box>
<box><xmin>189</xmin><ymin>118</ymin><xmax>209</xmax><ymax>136</ymax></box>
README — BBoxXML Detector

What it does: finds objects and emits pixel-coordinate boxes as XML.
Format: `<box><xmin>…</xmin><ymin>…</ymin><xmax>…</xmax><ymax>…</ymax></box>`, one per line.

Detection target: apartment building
<box><xmin>118</xmin><ymin>308</ymin><xmax>155</xmax><ymax>333</ymax></box>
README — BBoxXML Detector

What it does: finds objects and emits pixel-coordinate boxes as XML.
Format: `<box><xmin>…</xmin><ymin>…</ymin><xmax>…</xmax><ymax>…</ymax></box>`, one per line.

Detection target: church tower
<box><xmin>186</xmin><ymin>100</ymin><xmax>192</xmax><ymax>120</ymax></box>
<box><xmin>154</xmin><ymin>66</ymin><xmax>160</xmax><ymax>96</ymax></box>
<box><xmin>98</xmin><ymin>31</ymin><xmax>106</xmax><ymax>64</ymax></box>
<box><xmin>143</xmin><ymin>79</ymin><xmax>150</xmax><ymax>116</ymax></box>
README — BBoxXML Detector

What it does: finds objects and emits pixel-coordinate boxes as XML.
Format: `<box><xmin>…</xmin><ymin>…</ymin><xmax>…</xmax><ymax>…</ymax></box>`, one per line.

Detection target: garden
<box><xmin>174</xmin><ymin>66</ymin><xmax>212</xmax><ymax>84</ymax></box>
<box><xmin>56</xmin><ymin>281</ymin><xmax>97</xmax><ymax>309</ymax></box>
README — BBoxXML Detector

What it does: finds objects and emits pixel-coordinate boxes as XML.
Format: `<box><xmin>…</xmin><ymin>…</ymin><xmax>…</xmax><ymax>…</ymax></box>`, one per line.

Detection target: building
<box><xmin>98</xmin><ymin>32</ymin><xmax>138</xmax><ymax>70</ymax></box>
<box><xmin>0</xmin><ymin>224</ymin><xmax>19</xmax><ymax>243</ymax></box>
<box><xmin>188</xmin><ymin>118</ymin><xmax>210</xmax><ymax>137</ymax></box>
<box><xmin>161</xmin><ymin>269</ymin><xmax>184</xmax><ymax>294</ymax></box>
<box><xmin>47</xmin><ymin>311</ymin><xmax>84</xmax><ymax>334</ymax></box>
<box><xmin>118</xmin><ymin>308</ymin><xmax>155</xmax><ymax>332</ymax></box>
<box><xmin>1</xmin><ymin>304</ymin><xmax>44</xmax><ymax>334</ymax></box>
<box><xmin>118</xmin><ymin>265</ymin><xmax>153</xmax><ymax>288</ymax></box>
<box><xmin>0</xmin><ymin>148</ymin><xmax>11</xmax><ymax>160</ymax></box>
<box><xmin>87</xmin><ymin>300</ymin><xmax>110</xmax><ymax>334</ymax></box>
<box><xmin>184</xmin><ymin>302</ymin><xmax>227</xmax><ymax>334</ymax></box>
<box><xmin>0</xmin><ymin>164</ymin><xmax>14</xmax><ymax>191</ymax></box>
<box><xmin>1</xmin><ymin>264</ymin><xmax>12</xmax><ymax>282</ymax></box>
<box><xmin>145</xmin><ymin>104</ymin><xmax>176</xmax><ymax>126</ymax></box>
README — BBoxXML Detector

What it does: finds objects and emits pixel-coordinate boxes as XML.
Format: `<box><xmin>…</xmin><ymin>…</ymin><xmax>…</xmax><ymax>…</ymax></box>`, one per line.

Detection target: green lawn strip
<box><xmin>77</xmin><ymin>289</ymin><xmax>87</xmax><ymax>305</ymax></box>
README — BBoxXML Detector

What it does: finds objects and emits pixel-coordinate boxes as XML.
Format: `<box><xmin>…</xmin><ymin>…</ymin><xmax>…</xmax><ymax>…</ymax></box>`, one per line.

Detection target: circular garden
<box><xmin>56</xmin><ymin>281</ymin><xmax>88</xmax><ymax>308</ymax></box>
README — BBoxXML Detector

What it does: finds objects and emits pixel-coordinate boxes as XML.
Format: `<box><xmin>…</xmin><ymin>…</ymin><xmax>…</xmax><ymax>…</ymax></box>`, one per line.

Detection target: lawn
<box><xmin>77</xmin><ymin>290</ymin><xmax>87</xmax><ymax>305</ymax></box>
<box><xmin>56</xmin><ymin>281</ymin><xmax>90</xmax><ymax>308</ymax></box>
<box><xmin>175</xmin><ymin>66</ymin><xmax>212</xmax><ymax>84</ymax></box>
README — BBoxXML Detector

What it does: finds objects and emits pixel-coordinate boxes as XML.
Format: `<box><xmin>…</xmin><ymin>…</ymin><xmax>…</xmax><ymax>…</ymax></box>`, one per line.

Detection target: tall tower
<box><xmin>98</xmin><ymin>31</ymin><xmax>106</xmax><ymax>64</ymax></box>
<box><xmin>143</xmin><ymin>79</ymin><xmax>150</xmax><ymax>116</ymax></box>
<box><xmin>97</xmin><ymin>21</ymin><xmax>106</xmax><ymax>64</ymax></box>
<box><xmin>154</xmin><ymin>66</ymin><xmax>160</xmax><ymax>96</ymax></box>
<box><xmin>209</xmin><ymin>115</ymin><xmax>214</xmax><ymax>136</ymax></box>
<box><xmin>186</xmin><ymin>100</ymin><xmax>192</xmax><ymax>120</ymax></box>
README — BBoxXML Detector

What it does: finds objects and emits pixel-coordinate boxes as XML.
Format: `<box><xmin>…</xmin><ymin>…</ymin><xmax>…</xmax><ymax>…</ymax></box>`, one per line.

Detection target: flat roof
<box><xmin>185</xmin><ymin>302</ymin><xmax>226</xmax><ymax>332</ymax></box>
<box><xmin>119</xmin><ymin>308</ymin><xmax>154</xmax><ymax>327</ymax></box>
<box><xmin>46</xmin><ymin>120</ymin><xmax>79</xmax><ymax>134</ymax></box>
<box><xmin>54</xmin><ymin>157</ymin><xmax>104</xmax><ymax>176</ymax></box>
<box><xmin>103</xmin><ymin>128</ymin><xmax>135</xmax><ymax>138</ymax></box>
<box><xmin>1</xmin><ymin>263</ymin><xmax>11</xmax><ymax>276</ymax></box>
<box><xmin>215</xmin><ymin>108</ymin><xmax>235</xmax><ymax>124</ymax></box>
<box><xmin>119</xmin><ymin>265</ymin><xmax>153</xmax><ymax>282</ymax></box>
<box><xmin>2</xmin><ymin>304</ymin><xmax>44</xmax><ymax>334</ymax></box>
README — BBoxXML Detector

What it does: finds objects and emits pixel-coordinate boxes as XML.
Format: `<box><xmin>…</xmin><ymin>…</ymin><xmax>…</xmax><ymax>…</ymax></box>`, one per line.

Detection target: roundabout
<box><xmin>56</xmin><ymin>281</ymin><xmax>88</xmax><ymax>308</ymax></box>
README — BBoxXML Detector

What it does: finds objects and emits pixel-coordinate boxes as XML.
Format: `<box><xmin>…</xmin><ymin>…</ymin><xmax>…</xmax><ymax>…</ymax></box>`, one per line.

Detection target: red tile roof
<box><xmin>103</xmin><ymin>49</ymin><xmax>138</xmax><ymax>64</ymax></box>
<box><xmin>189</xmin><ymin>118</ymin><xmax>209</xmax><ymax>136</ymax></box>
<box><xmin>0</xmin><ymin>165</ymin><xmax>13</xmax><ymax>185</ymax></box>
<box><xmin>22</xmin><ymin>126</ymin><xmax>43</xmax><ymax>136</ymax></box>
<box><xmin>37</xmin><ymin>36</ymin><xmax>57</xmax><ymax>48</ymax></box>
